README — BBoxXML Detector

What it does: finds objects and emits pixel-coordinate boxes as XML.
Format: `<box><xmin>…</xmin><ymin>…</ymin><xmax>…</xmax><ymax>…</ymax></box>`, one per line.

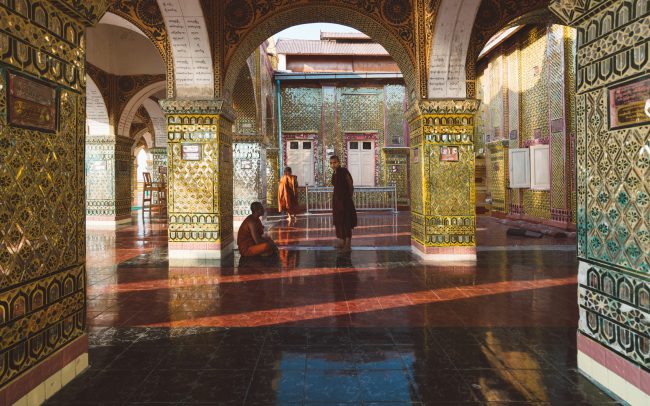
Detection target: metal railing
<box><xmin>305</xmin><ymin>185</ymin><xmax>397</xmax><ymax>213</ymax></box>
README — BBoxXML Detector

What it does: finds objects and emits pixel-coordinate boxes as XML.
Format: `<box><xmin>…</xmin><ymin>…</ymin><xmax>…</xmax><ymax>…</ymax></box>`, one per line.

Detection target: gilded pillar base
<box><xmin>411</xmin><ymin>241</ymin><xmax>476</xmax><ymax>261</ymax></box>
<box><xmin>160</xmin><ymin>99</ymin><xmax>234</xmax><ymax>260</ymax></box>
<box><xmin>408</xmin><ymin>100</ymin><xmax>479</xmax><ymax>261</ymax></box>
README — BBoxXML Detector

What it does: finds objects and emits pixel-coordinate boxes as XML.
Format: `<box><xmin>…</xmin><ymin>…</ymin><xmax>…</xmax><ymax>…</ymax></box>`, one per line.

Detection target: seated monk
<box><xmin>237</xmin><ymin>202</ymin><xmax>278</xmax><ymax>257</ymax></box>
<box><xmin>278</xmin><ymin>166</ymin><xmax>299</xmax><ymax>221</ymax></box>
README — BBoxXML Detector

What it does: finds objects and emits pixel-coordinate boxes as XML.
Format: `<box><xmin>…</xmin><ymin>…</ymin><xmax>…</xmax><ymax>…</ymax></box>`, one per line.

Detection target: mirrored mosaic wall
<box><xmin>476</xmin><ymin>24</ymin><xmax>577</xmax><ymax>225</ymax></box>
<box><xmin>233</xmin><ymin>142</ymin><xmax>264</xmax><ymax>218</ymax></box>
<box><xmin>279</xmin><ymin>83</ymin><xmax>409</xmax><ymax>201</ymax></box>
<box><xmin>0</xmin><ymin>1</ymin><xmax>89</xmax><ymax>388</ymax></box>
<box><xmin>550</xmin><ymin>0</ymin><xmax>650</xmax><ymax>371</ymax></box>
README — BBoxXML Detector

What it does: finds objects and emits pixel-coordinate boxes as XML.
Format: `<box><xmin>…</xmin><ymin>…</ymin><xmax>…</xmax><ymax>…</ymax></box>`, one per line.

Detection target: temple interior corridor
<box><xmin>1</xmin><ymin>0</ymin><xmax>648</xmax><ymax>404</ymax></box>
<box><xmin>37</xmin><ymin>211</ymin><xmax>615</xmax><ymax>404</ymax></box>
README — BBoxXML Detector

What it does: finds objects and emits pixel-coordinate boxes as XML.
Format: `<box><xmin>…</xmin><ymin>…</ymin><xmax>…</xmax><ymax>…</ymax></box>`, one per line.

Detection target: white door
<box><xmin>347</xmin><ymin>140</ymin><xmax>375</xmax><ymax>186</ymax></box>
<box><xmin>286</xmin><ymin>140</ymin><xmax>314</xmax><ymax>185</ymax></box>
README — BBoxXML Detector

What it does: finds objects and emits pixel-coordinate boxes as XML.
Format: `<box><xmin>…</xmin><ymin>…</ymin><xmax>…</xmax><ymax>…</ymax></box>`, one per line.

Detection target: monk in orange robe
<box><xmin>329</xmin><ymin>155</ymin><xmax>357</xmax><ymax>251</ymax></box>
<box><xmin>278</xmin><ymin>167</ymin><xmax>299</xmax><ymax>221</ymax></box>
<box><xmin>237</xmin><ymin>202</ymin><xmax>277</xmax><ymax>257</ymax></box>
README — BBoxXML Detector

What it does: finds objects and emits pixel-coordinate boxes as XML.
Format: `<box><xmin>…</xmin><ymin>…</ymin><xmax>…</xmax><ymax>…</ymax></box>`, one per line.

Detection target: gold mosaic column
<box><xmin>159</xmin><ymin>100</ymin><xmax>234</xmax><ymax>260</ymax></box>
<box><xmin>409</xmin><ymin>100</ymin><xmax>479</xmax><ymax>260</ymax></box>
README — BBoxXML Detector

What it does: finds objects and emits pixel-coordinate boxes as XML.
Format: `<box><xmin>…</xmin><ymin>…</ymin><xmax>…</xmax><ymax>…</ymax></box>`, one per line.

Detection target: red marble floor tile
<box><xmin>84</xmin><ymin>211</ymin><xmax>581</xmax><ymax>329</ymax></box>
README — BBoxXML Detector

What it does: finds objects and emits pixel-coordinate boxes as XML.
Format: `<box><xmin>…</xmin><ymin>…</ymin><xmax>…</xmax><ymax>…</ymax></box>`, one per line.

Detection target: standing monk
<box><xmin>329</xmin><ymin>155</ymin><xmax>357</xmax><ymax>251</ymax></box>
<box><xmin>278</xmin><ymin>167</ymin><xmax>299</xmax><ymax>221</ymax></box>
<box><xmin>237</xmin><ymin>202</ymin><xmax>278</xmax><ymax>257</ymax></box>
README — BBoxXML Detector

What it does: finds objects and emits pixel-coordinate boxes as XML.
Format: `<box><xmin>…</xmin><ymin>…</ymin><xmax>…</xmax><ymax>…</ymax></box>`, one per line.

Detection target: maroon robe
<box><xmin>332</xmin><ymin>167</ymin><xmax>357</xmax><ymax>239</ymax></box>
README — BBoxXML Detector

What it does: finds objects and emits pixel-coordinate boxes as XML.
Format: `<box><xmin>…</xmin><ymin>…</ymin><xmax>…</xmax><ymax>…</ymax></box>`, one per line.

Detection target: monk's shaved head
<box><xmin>250</xmin><ymin>201</ymin><xmax>263</xmax><ymax>213</ymax></box>
<box><xmin>284</xmin><ymin>167</ymin><xmax>292</xmax><ymax>174</ymax></box>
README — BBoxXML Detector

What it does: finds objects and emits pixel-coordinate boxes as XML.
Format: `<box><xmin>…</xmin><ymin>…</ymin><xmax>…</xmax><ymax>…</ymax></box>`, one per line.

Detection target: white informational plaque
<box><xmin>508</xmin><ymin>148</ymin><xmax>530</xmax><ymax>189</ymax></box>
<box><xmin>529</xmin><ymin>144</ymin><xmax>550</xmax><ymax>190</ymax></box>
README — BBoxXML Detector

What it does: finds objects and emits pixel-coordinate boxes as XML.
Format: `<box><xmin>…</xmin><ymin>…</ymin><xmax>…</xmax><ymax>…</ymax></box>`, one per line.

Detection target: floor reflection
<box><xmin>42</xmin><ymin>210</ymin><xmax>616</xmax><ymax>405</ymax></box>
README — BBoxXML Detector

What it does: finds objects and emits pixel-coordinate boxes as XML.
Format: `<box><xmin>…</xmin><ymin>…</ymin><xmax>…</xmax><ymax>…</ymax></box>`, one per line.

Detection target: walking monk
<box><xmin>329</xmin><ymin>155</ymin><xmax>357</xmax><ymax>251</ymax></box>
<box><xmin>278</xmin><ymin>167</ymin><xmax>299</xmax><ymax>221</ymax></box>
<box><xmin>237</xmin><ymin>202</ymin><xmax>278</xmax><ymax>257</ymax></box>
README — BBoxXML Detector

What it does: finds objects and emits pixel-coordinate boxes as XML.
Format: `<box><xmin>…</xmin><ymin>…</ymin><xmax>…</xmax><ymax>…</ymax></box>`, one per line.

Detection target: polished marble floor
<box><xmin>45</xmin><ymin>211</ymin><xmax>618</xmax><ymax>405</ymax></box>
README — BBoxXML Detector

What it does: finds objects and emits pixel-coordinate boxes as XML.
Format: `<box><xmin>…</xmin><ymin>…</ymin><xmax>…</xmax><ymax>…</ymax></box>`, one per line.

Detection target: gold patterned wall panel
<box><xmin>521</xmin><ymin>26</ymin><xmax>550</xmax><ymax>143</ymax></box>
<box><xmin>170</xmin><ymin>140</ymin><xmax>216</xmax><ymax>214</ymax></box>
<box><xmin>0</xmin><ymin>3</ymin><xmax>86</xmax><ymax>91</ymax></box>
<box><xmin>385</xmin><ymin>84</ymin><xmax>407</xmax><ymax>146</ymax></box>
<box><xmin>281</xmin><ymin>87</ymin><xmax>322</xmax><ymax>133</ymax></box>
<box><xmin>478</xmin><ymin>24</ymin><xmax>578</xmax><ymax>222</ymax></box>
<box><xmin>280</xmin><ymin>82</ymin><xmax>409</xmax><ymax>192</ymax></box>
<box><xmin>487</xmin><ymin>142</ymin><xmax>509</xmax><ymax>213</ymax></box>
<box><xmin>0</xmin><ymin>0</ymin><xmax>91</xmax><ymax>389</ymax></box>
<box><xmin>384</xmin><ymin>148</ymin><xmax>410</xmax><ymax>206</ymax></box>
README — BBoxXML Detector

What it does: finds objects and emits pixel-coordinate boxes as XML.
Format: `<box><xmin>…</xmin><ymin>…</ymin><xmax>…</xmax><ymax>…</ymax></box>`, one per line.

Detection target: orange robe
<box><xmin>278</xmin><ymin>174</ymin><xmax>299</xmax><ymax>215</ymax></box>
<box><xmin>332</xmin><ymin>167</ymin><xmax>357</xmax><ymax>239</ymax></box>
<box><xmin>237</xmin><ymin>215</ymin><xmax>274</xmax><ymax>257</ymax></box>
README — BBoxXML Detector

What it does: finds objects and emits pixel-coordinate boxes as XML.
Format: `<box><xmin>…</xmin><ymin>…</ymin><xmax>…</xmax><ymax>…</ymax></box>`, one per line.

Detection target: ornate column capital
<box><xmin>549</xmin><ymin>0</ymin><xmax>616</xmax><ymax>26</ymax></box>
<box><xmin>407</xmin><ymin>99</ymin><xmax>481</xmax><ymax>121</ymax></box>
<box><xmin>159</xmin><ymin>99</ymin><xmax>236</xmax><ymax>122</ymax></box>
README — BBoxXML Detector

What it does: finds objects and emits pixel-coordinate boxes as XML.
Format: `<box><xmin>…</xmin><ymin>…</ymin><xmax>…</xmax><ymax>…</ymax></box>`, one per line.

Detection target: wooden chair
<box><xmin>142</xmin><ymin>172</ymin><xmax>154</xmax><ymax>210</ymax></box>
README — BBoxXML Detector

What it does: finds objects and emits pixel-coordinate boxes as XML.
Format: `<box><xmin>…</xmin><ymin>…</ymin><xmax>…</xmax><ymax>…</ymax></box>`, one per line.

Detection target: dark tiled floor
<box><xmin>45</xmin><ymin>211</ymin><xmax>618</xmax><ymax>405</ymax></box>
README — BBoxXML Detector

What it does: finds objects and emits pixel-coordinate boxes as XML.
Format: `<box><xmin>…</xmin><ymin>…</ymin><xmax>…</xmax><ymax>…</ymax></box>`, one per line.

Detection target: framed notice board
<box><xmin>7</xmin><ymin>71</ymin><xmax>58</xmax><ymax>132</ymax></box>
<box><xmin>608</xmin><ymin>75</ymin><xmax>650</xmax><ymax>129</ymax></box>
<box><xmin>181</xmin><ymin>144</ymin><xmax>202</xmax><ymax>161</ymax></box>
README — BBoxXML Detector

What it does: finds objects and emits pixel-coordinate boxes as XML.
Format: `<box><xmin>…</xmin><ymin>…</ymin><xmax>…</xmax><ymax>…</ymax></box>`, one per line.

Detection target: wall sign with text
<box><xmin>7</xmin><ymin>72</ymin><xmax>58</xmax><ymax>132</ymax></box>
<box><xmin>608</xmin><ymin>75</ymin><xmax>650</xmax><ymax>129</ymax></box>
<box><xmin>439</xmin><ymin>146</ymin><xmax>459</xmax><ymax>162</ymax></box>
<box><xmin>181</xmin><ymin>144</ymin><xmax>202</xmax><ymax>161</ymax></box>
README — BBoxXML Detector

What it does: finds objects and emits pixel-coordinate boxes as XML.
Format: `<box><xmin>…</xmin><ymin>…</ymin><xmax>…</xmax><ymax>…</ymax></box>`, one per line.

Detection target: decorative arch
<box><xmin>464</xmin><ymin>0</ymin><xmax>551</xmax><ymax>97</ymax></box>
<box><xmin>117</xmin><ymin>81</ymin><xmax>166</xmax><ymax>138</ymax></box>
<box><xmin>232</xmin><ymin>61</ymin><xmax>259</xmax><ymax>136</ymax></box>
<box><xmin>131</xmin><ymin>130</ymin><xmax>154</xmax><ymax>156</ymax></box>
<box><xmin>141</xmin><ymin>98</ymin><xmax>167</xmax><ymax>147</ymax></box>
<box><xmin>222</xmin><ymin>4</ymin><xmax>418</xmax><ymax>98</ymax></box>
<box><xmin>156</xmin><ymin>0</ymin><xmax>213</xmax><ymax>98</ymax></box>
<box><xmin>427</xmin><ymin>0</ymin><xmax>482</xmax><ymax>98</ymax></box>
<box><xmin>85</xmin><ymin>75</ymin><xmax>110</xmax><ymax>137</ymax></box>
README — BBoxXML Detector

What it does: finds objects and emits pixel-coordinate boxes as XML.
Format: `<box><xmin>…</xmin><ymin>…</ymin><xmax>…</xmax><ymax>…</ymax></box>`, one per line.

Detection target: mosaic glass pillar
<box><xmin>266</xmin><ymin>148</ymin><xmax>280</xmax><ymax>210</ymax></box>
<box><xmin>233</xmin><ymin>141</ymin><xmax>265</xmax><ymax>221</ymax></box>
<box><xmin>160</xmin><ymin>100</ymin><xmax>234</xmax><ymax>260</ymax></box>
<box><xmin>549</xmin><ymin>1</ymin><xmax>650</xmax><ymax>404</ymax></box>
<box><xmin>150</xmin><ymin>147</ymin><xmax>168</xmax><ymax>182</ymax></box>
<box><xmin>85</xmin><ymin>136</ymin><xmax>133</xmax><ymax>228</ymax></box>
<box><xmin>409</xmin><ymin>100</ymin><xmax>479</xmax><ymax>260</ymax></box>
<box><xmin>0</xmin><ymin>1</ymin><xmax>108</xmax><ymax>403</ymax></box>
